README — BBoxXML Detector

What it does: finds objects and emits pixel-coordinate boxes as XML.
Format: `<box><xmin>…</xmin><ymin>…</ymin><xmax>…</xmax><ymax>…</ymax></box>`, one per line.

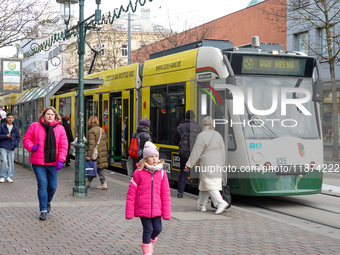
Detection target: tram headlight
<box><xmin>264</xmin><ymin>161</ymin><xmax>271</xmax><ymax>169</ymax></box>
<box><xmin>252</xmin><ymin>152</ymin><xmax>264</xmax><ymax>163</ymax></box>
<box><xmin>310</xmin><ymin>161</ymin><xmax>315</xmax><ymax>169</ymax></box>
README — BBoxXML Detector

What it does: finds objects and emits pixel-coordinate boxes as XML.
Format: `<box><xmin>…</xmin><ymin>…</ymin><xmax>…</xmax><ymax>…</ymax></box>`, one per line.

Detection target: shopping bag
<box><xmin>85</xmin><ymin>161</ymin><xmax>97</xmax><ymax>177</ymax></box>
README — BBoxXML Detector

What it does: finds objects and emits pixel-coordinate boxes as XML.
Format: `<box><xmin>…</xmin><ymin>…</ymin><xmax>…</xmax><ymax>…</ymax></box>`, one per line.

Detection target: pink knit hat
<box><xmin>143</xmin><ymin>141</ymin><xmax>159</xmax><ymax>159</ymax></box>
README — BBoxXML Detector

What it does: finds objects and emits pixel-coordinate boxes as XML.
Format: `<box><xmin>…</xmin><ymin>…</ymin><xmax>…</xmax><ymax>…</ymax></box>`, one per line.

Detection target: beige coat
<box><xmin>87</xmin><ymin>124</ymin><xmax>108</xmax><ymax>170</ymax></box>
<box><xmin>186</xmin><ymin>126</ymin><xmax>225</xmax><ymax>191</ymax></box>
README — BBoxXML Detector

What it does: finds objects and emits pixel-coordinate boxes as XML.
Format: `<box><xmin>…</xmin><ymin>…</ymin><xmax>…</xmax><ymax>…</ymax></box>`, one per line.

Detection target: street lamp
<box><xmin>57</xmin><ymin>0</ymin><xmax>78</xmax><ymax>26</ymax></box>
<box><xmin>56</xmin><ymin>0</ymin><xmax>101</xmax><ymax>196</ymax></box>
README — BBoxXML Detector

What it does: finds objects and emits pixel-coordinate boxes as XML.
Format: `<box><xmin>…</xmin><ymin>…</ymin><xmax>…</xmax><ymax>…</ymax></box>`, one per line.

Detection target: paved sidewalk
<box><xmin>0</xmin><ymin>162</ymin><xmax>340</xmax><ymax>255</ymax></box>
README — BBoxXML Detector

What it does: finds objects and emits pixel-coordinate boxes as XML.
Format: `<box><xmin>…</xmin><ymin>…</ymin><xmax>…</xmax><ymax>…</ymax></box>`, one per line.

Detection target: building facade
<box><xmin>131</xmin><ymin>0</ymin><xmax>287</xmax><ymax>63</ymax></box>
<box><xmin>286</xmin><ymin>0</ymin><xmax>340</xmax><ymax>144</ymax></box>
<box><xmin>67</xmin><ymin>12</ymin><xmax>170</xmax><ymax>77</ymax></box>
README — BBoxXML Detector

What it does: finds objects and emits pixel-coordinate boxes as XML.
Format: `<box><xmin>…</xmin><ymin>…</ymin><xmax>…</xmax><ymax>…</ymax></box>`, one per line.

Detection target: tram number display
<box><xmin>230</xmin><ymin>53</ymin><xmax>315</xmax><ymax>77</ymax></box>
<box><xmin>276</xmin><ymin>157</ymin><xmax>287</xmax><ymax>165</ymax></box>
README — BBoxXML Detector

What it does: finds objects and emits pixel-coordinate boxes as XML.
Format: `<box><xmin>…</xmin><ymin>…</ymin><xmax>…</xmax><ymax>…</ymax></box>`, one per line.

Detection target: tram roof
<box><xmin>13</xmin><ymin>78</ymin><xmax>103</xmax><ymax>108</ymax></box>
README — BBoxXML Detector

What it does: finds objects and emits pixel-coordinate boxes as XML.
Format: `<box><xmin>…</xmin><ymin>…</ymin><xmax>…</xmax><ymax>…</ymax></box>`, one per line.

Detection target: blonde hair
<box><xmin>138</xmin><ymin>157</ymin><xmax>165</xmax><ymax>170</ymax></box>
<box><xmin>88</xmin><ymin>116</ymin><xmax>99</xmax><ymax>127</ymax></box>
<box><xmin>202</xmin><ymin>116</ymin><xmax>215</xmax><ymax>130</ymax></box>
<box><xmin>38</xmin><ymin>106</ymin><xmax>61</xmax><ymax>123</ymax></box>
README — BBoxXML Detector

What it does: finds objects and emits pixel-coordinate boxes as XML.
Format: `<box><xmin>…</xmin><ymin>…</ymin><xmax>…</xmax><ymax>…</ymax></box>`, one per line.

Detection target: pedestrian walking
<box><xmin>172</xmin><ymin>110</ymin><xmax>201</xmax><ymax>198</ymax></box>
<box><xmin>0</xmin><ymin>113</ymin><xmax>20</xmax><ymax>183</ymax></box>
<box><xmin>130</xmin><ymin>118</ymin><xmax>153</xmax><ymax>171</ymax></box>
<box><xmin>0</xmin><ymin>107</ymin><xmax>6</xmax><ymax>125</ymax></box>
<box><xmin>23</xmin><ymin>106</ymin><xmax>68</xmax><ymax>221</ymax></box>
<box><xmin>185</xmin><ymin>116</ymin><xmax>229</xmax><ymax>215</ymax></box>
<box><xmin>85</xmin><ymin>116</ymin><xmax>108</xmax><ymax>190</ymax></box>
<box><xmin>62</xmin><ymin>116</ymin><xmax>74</xmax><ymax>166</ymax></box>
<box><xmin>126</xmin><ymin>141</ymin><xmax>171</xmax><ymax>255</ymax></box>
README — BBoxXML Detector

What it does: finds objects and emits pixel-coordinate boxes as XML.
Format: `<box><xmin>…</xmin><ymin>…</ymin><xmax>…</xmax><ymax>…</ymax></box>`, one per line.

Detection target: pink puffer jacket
<box><xmin>125</xmin><ymin>168</ymin><xmax>171</xmax><ymax>220</ymax></box>
<box><xmin>23</xmin><ymin>120</ymin><xmax>68</xmax><ymax>165</ymax></box>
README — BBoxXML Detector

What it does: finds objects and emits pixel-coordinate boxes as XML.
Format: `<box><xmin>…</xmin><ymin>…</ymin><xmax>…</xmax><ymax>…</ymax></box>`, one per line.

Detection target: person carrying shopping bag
<box><xmin>23</xmin><ymin>106</ymin><xmax>68</xmax><ymax>221</ymax></box>
<box><xmin>125</xmin><ymin>141</ymin><xmax>171</xmax><ymax>255</ymax></box>
<box><xmin>85</xmin><ymin>116</ymin><xmax>108</xmax><ymax>189</ymax></box>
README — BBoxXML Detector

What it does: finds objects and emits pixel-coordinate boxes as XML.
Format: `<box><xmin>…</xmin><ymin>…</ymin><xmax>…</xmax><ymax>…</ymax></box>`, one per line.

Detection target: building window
<box><xmin>132</xmin><ymin>25</ymin><xmax>141</xmax><ymax>29</ymax></box>
<box><xmin>121</xmin><ymin>45</ymin><xmax>128</xmax><ymax>56</ymax></box>
<box><xmin>320</xmin><ymin>27</ymin><xmax>334</xmax><ymax>59</ymax></box>
<box><xmin>296</xmin><ymin>32</ymin><xmax>309</xmax><ymax>55</ymax></box>
<box><xmin>154</xmin><ymin>26</ymin><xmax>163</xmax><ymax>31</ymax></box>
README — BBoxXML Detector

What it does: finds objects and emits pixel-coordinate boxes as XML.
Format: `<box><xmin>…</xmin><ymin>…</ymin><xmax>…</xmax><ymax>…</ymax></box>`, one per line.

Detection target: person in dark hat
<box><xmin>131</xmin><ymin>118</ymin><xmax>153</xmax><ymax>171</ymax></box>
<box><xmin>172</xmin><ymin>110</ymin><xmax>202</xmax><ymax>198</ymax></box>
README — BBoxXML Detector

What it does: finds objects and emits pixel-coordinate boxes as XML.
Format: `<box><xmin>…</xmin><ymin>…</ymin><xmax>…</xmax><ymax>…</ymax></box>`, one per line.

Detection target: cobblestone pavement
<box><xmin>0</xmin><ymin>161</ymin><xmax>340</xmax><ymax>255</ymax></box>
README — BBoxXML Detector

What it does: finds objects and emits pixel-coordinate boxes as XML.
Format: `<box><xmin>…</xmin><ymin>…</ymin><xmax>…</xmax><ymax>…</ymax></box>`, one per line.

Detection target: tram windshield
<box><xmin>237</xmin><ymin>76</ymin><xmax>319</xmax><ymax>139</ymax></box>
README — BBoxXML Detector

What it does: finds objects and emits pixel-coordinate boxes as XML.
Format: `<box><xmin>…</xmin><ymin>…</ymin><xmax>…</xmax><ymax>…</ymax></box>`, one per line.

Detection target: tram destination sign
<box><xmin>0</xmin><ymin>58</ymin><xmax>23</xmax><ymax>93</ymax></box>
<box><xmin>230</xmin><ymin>54</ymin><xmax>315</xmax><ymax>77</ymax></box>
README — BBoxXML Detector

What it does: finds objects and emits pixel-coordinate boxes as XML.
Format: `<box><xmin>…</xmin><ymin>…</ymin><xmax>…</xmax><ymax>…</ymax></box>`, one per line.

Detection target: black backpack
<box><xmin>178</xmin><ymin>125</ymin><xmax>199</xmax><ymax>158</ymax></box>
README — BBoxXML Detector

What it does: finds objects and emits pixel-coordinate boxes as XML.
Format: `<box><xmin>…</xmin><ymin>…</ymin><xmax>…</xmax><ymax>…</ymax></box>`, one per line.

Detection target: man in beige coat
<box><xmin>185</xmin><ymin>116</ymin><xmax>228</xmax><ymax>214</ymax></box>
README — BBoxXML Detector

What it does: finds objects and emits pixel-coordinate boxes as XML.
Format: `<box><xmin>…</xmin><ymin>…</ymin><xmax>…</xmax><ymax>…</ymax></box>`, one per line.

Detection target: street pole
<box><xmin>73</xmin><ymin>0</ymin><xmax>87</xmax><ymax>196</ymax></box>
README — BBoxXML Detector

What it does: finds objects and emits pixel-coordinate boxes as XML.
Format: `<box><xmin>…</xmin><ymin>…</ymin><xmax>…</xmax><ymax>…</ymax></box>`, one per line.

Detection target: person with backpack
<box><xmin>128</xmin><ymin>118</ymin><xmax>153</xmax><ymax>171</ymax></box>
<box><xmin>172</xmin><ymin>110</ymin><xmax>202</xmax><ymax>198</ymax></box>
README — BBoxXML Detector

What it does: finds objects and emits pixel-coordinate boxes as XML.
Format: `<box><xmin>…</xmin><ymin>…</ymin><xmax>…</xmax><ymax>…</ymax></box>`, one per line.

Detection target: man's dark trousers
<box><xmin>178</xmin><ymin>155</ymin><xmax>188</xmax><ymax>194</ymax></box>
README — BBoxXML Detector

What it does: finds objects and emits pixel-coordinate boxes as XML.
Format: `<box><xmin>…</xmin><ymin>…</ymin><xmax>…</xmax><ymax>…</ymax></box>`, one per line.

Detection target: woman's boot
<box><xmin>96</xmin><ymin>180</ymin><xmax>108</xmax><ymax>190</ymax></box>
<box><xmin>141</xmin><ymin>243</ymin><xmax>152</xmax><ymax>255</ymax></box>
<box><xmin>86</xmin><ymin>180</ymin><xmax>91</xmax><ymax>188</ymax></box>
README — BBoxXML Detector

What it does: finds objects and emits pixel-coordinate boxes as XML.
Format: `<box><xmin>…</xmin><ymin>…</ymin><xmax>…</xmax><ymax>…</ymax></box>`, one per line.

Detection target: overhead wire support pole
<box><xmin>73</xmin><ymin>0</ymin><xmax>87</xmax><ymax>196</ymax></box>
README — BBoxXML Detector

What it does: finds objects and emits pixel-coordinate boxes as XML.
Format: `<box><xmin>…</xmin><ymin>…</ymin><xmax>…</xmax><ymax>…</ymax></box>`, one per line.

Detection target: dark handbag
<box><xmin>85</xmin><ymin>161</ymin><xmax>97</xmax><ymax>177</ymax></box>
<box><xmin>222</xmin><ymin>185</ymin><xmax>232</xmax><ymax>207</ymax></box>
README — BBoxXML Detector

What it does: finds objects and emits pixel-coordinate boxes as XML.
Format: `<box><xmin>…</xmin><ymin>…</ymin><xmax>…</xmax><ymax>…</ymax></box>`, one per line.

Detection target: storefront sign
<box><xmin>0</xmin><ymin>58</ymin><xmax>23</xmax><ymax>93</ymax></box>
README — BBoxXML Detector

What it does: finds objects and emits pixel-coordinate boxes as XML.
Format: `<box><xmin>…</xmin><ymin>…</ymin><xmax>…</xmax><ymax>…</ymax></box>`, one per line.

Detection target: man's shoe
<box><xmin>66</xmin><ymin>163</ymin><xmax>70</xmax><ymax>166</ymax></box>
<box><xmin>6</xmin><ymin>177</ymin><xmax>13</xmax><ymax>183</ymax></box>
<box><xmin>47</xmin><ymin>203</ymin><xmax>51</xmax><ymax>213</ymax></box>
<box><xmin>177</xmin><ymin>193</ymin><xmax>183</xmax><ymax>198</ymax></box>
<box><xmin>39</xmin><ymin>212</ymin><xmax>47</xmax><ymax>221</ymax></box>
<box><xmin>0</xmin><ymin>178</ymin><xmax>5</xmax><ymax>183</ymax></box>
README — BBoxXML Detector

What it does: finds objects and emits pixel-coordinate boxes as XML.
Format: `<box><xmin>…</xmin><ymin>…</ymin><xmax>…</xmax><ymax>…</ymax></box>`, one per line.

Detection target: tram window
<box><xmin>150</xmin><ymin>84</ymin><xmax>185</xmax><ymax>145</ymax></box>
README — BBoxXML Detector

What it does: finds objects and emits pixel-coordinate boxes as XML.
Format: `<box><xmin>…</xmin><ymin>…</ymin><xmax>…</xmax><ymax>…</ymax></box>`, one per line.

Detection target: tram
<box><xmin>10</xmin><ymin>38</ymin><xmax>324</xmax><ymax>196</ymax></box>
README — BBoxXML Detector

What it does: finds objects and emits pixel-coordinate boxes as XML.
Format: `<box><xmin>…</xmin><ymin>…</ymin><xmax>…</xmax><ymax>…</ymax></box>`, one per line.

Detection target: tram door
<box><xmin>109</xmin><ymin>93</ymin><xmax>122</xmax><ymax>164</ymax></box>
<box><xmin>84</xmin><ymin>96</ymin><xmax>93</xmax><ymax>138</ymax></box>
<box><xmin>121</xmin><ymin>91</ymin><xmax>133</xmax><ymax>161</ymax></box>
<box><xmin>197</xmin><ymin>82</ymin><xmax>229</xmax><ymax>171</ymax></box>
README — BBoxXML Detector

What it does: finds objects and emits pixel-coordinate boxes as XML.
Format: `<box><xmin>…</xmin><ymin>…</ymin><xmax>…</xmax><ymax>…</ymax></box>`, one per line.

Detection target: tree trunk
<box><xmin>330</xmin><ymin>61</ymin><xmax>339</xmax><ymax>161</ymax></box>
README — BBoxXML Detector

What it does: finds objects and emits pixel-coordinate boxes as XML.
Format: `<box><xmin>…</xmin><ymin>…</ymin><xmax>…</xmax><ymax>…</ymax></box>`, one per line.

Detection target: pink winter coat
<box><xmin>23</xmin><ymin>119</ymin><xmax>68</xmax><ymax>165</ymax></box>
<box><xmin>125</xmin><ymin>168</ymin><xmax>171</xmax><ymax>219</ymax></box>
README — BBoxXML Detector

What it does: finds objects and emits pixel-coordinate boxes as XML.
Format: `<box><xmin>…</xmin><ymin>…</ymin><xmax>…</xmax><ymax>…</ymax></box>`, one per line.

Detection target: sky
<box><xmin>83</xmin><ymin>0</ymin><xmax>251</xmax><ymax>32</ymax></box>
<box><xmin>0</xmin><ymin>0</ymin><xmax>251</xmax><ymax>57</ymax></box>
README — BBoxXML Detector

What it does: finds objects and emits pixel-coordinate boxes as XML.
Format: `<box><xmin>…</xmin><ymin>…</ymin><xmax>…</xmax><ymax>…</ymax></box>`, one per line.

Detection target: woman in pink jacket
<box><xmin>126</xmin><ymin>142</ymin><xmax>171</xmax><ymax>255</ymax></box>
<box><xmin>23</xmin><ymin>106</ymin><xmax>68</xmax><ymax>221</ymax></box>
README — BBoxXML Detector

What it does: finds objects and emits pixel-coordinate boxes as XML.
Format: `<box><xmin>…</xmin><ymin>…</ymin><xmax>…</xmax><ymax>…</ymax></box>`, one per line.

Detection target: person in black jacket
<box><xmin>0</xmin><ymin>113</ymin><xmax>20</xmax><ymax>183</ymax></box>
<box><xmin>132</xmin><ymin>118</ymin><xmax>153</xmax><ymax>171</ymax></box>
<box><xmin>62</xmin><ymin>117</ymin><xmax>74</xmax><ymax>166</ymax></box>
<box><xmin>172</xmin><ymin>110</ymin><xmax>202</xmax><ymax>198</ymax></box>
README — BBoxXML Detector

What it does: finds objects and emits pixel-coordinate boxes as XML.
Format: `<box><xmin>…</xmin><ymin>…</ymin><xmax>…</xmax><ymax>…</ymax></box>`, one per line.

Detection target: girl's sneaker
<box><xmin>6</xmin><ymin>177</ymin><xmax>13</xmax><ymax>183</ymax></box>
<box><xmin>0</xmin><ymin>178</ymin><xmax>5</xmax><ymax>183</ymax></box>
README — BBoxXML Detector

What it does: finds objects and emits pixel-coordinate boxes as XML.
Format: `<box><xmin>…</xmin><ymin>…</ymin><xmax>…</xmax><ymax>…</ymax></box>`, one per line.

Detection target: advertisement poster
<box><xmin>1</xmin><ymin>58</ymin><xmax>23</xmax><ymax>93</ymax></box>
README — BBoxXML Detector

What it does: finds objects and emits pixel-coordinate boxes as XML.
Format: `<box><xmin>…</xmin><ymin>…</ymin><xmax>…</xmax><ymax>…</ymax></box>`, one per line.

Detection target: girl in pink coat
<box><xmin>23</xmin><ymin>106</ymin><xmax>68</xmax><ymax>221</ymax></box>
<box><xmin>126</xmin><ymin>141</ymin><xmax>171</xmax><ymax>255</ymax></box>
